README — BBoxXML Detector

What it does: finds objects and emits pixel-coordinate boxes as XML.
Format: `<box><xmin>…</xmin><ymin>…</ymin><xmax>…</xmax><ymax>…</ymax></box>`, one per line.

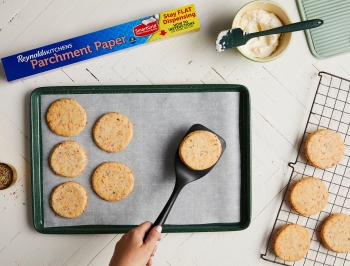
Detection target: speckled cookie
<box><xmin>305</xmin><ymin>129</ymin><xmax>344</xmax><ymax>169</ymax></box>
<box><xmin>290</xmin><ymin>177</ymin><xmax>328</xmax><ymax>216</ymax></box>
<box><xmin>274</xmin><ymin>224</ymin><xmax>311</xmax><ymax>262</ymax></box>
<box><xmin>93</xmin><ymin>112</ymin><xmax>133</xmax><ymax>153</ymax></box>
<box><xmin>50</xmin><ymin>140</ymin><xmax>88</xmax><ymax>178</ymax></box>
<box><xmin>50</xmin><ymin>182</ymin><xmax>88</xmax><ymax>218</ymax></box>
<box><xmin>321</xmin><ymin>213</ymin><xmax>350</xmax><ymax>253</ymax></box>
<box><xmin>46</xmin><ymin>98</ymin><xmax>87</xmax><ymax>137</ymax></box>
<box><xmin>92</xmin><ymin>162</ymin><xmax>134</xmax><ymax>202</ymax></box>
<box><xmin>179</xmin><ymin>130</ymin><xmax>222</xmax><ymax>170</ymax></box>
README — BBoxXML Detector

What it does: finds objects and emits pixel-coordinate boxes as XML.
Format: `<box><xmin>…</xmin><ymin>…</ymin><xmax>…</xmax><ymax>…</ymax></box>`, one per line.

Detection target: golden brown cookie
<box><xmin>93</xmin><ymin>112</ymin><xmax>133</xmax><ymax>153</ymax></box>
<box><xmin>290</xmin><ymin>177</ymin><xmax>328</xmax><ymax>216</ymax></box>
<box><xmin>50</xmin><ymin>140</ymin><xmax>88</xmax><ymax>178</ymax></box>
<box><xmin>305</xmin><ymin>129</ymin><xmax>344</xmax><ymax>169</ymax></box>
<box><xmin>50</xmin><ymin>182</ymin><xmax>88</xmax><ymax>218</ymax></box>
<box><xmin>92</xmin><ymin>162</ymin><xmax>134</xmax><ymax>202</ymax></box>
<box><xmin>321</xmin><ymin>213</ymin><xmax>350</xmax><ymax>253</ymax></box>
<box><xmin>46</xmin><ymin>98</ymin><xmax>87</xmax><ymax>137</ymax></box>
<box><xmin>179</xmin><ymin>130</ymin><xmax>222</xmax><ymax>170</ymax></box>
<box><xmin>274</xmin><ymin>224</ymin><xmax>310</xmax><ymax>262</ymax></box>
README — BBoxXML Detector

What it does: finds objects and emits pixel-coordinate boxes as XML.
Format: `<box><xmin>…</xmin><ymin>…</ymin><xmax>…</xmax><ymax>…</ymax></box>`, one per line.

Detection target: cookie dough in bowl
<box><xmin>232</xmin><ymin>0</ymin><xmax>293</xmax><ymax>62</ymax></box>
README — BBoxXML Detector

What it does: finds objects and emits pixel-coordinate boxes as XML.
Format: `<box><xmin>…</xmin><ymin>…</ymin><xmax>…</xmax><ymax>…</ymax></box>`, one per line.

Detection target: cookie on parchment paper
<box><xmin>46</xmin><ymin>98</ymin><xmax>87</xmax><ymax>137</ymax></box>
<box><xmin>49</xmin><ymin>140</ymin><xmax>88</xmax><ymax>178</ymax></box>
<box><xmin>93</xmin><ymin>112</ymin><xmax>133</xmax><ymax>153</ymax></box>
<box><xmin>274</xmin><ymin>224</ymin><xmax>310</xmax><ymax>262</ymax></box>
<box><xmin>321</xmin><ymin>213</ymin><xmax>350</xmax><ymax>253</ymax></box>
<box><xmin>179</xmin><ymin>130</ymin><xmax>222</xmax><ymax>170</ymax></box>
<box><xmin>305</xmin><ymin>129</ymin><xmax>344</xmax><ymax>169</ymax></box>
<box><xmin>92</xmin><ymin>162</ymin><xmax>134</xmax><ymax>202</ymax></box>
<box><xmin>50</xmin><ymin>181</ymin><xmax>88</xmax><ymax>218</ymax></box>
<box><xmin>290</xmin><ymin>177</ymin><xmax>328</xmax><ymax>216</ymax></box>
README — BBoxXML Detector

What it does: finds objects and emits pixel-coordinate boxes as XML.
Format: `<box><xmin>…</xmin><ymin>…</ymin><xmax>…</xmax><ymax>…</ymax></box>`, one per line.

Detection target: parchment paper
<box><xmin>41</xmin><ymin>92</ymin><xmax>241</xmax><ymax>227</ymax></box>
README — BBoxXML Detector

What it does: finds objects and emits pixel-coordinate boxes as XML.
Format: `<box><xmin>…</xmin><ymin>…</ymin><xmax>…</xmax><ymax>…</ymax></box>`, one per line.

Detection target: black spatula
<box><xmin>216</xmin><ymin>19</ymin><xmax>323</xmax><ymax>51</ymax></box>
<box><xmin>146</xmin><ymin>124</ymin><xmax>226</xmax><ymax>235</ymax></box>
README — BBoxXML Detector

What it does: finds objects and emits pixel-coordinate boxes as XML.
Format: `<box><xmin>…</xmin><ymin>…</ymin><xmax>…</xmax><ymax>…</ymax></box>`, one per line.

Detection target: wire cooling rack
<box><xmin>262</xmin><ymin>72</ymin><xmax>350</xmax><ymax>266</ymax></box>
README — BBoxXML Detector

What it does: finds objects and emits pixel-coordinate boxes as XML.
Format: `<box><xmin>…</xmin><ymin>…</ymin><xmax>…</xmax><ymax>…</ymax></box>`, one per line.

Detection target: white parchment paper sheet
<box><xmin>41</xmin><ymin>92</ymin><xmax>241</xmax><ymax>227</ymax></box>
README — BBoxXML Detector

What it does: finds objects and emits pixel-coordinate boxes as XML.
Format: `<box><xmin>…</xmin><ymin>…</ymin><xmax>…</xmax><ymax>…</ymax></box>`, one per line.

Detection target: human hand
<box><xmin>109</xmin><ymin>221</ymin><xmax>162</xmax><ymax>266</ymax></box>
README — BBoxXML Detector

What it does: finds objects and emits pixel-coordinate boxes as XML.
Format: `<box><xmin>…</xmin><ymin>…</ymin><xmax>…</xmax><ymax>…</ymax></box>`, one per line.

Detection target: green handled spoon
<box><xmin>216</xmin><ymin>19</ymin><xmax>323</xmax><ymax>52</ymax></box>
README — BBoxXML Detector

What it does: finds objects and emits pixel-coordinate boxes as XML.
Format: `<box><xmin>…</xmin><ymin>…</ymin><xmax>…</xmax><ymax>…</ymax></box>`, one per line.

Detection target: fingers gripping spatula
<box><xmin>216</xmin><ymin>19</ymin><xmax>323</xmax><ymax>52</ymax></box>
<box><xmin>145</xmin><ymin>124</ymin><xmax>226</xmax><ymax>236</ymax></box>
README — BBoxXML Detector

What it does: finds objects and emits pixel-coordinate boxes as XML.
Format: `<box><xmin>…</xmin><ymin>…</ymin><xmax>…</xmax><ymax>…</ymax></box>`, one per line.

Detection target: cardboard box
<box><xmin>1</xmin><ymin>4</ymin><xmax>200</xmax><ymax>82</ymax></box>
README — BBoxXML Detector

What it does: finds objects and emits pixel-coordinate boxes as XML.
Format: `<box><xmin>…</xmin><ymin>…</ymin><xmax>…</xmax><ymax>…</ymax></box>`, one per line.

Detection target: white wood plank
<box><xmin>125</xmin><ymin>68</ymin><xmax>152</xmax><ymax>85</ymax></box>
<box><xmin>90</xmin><ymin>234</ymin><xmax>122</xmax><ymax>266</ymax></box>
<box><xmin>0</xmin><ymin>110</ymin><xmax>29</xmax><ymax>161</ymax></box>
<box><xmin>200</xmin><ymin>68</ymin><xmax>226</xmax><ymax>84</ymax></box>
<box><xmin>166</xmin><ymin>233</ymin><xmax>216</xmax><ymax>266</ymax></box>
<box><xmin>191</xmin><ymin>232</ymin><xmax>235</xmax><ymax>266</ymax></box>
<box><xmin>65</xmin><ymin>235</ymin><xmax>116</xmax><ymax>266</ymax></box>
<box><xmin>152</xmin><ymin>233</ymin><xmax>192</xmax><ymax>266</ymax></box>
<box><xmin>0</xmin><ymin>0</ymin><xmax>28</xmax><ymax>29</ymax></box>
<box><xmin>252</xmin><ymin>109</ymin><xmax>297</xmax><ymax>163</ymax></box>
<box><xmin>252</xmin><ymin>132</ymin><xmax>284</xmax><ymax>175</ymax></box>
<box><xmin>0</xmin><ymin>0</ymin><xmax>53</xmax><ymax>56</ymax></box>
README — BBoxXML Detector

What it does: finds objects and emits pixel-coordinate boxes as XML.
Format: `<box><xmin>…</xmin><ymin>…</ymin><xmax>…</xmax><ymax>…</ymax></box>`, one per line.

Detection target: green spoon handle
<box><xmin>247</xmin><ymin>19</ymin><xmax>323</xmax><ymax>39</ymax></box>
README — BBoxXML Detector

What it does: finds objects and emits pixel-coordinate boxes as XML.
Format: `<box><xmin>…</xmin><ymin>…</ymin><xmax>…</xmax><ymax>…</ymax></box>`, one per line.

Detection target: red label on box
<box><xmin>133</xmin><ymin>21</ymin><xmax>159</xmax><ymax>37</ymax></box>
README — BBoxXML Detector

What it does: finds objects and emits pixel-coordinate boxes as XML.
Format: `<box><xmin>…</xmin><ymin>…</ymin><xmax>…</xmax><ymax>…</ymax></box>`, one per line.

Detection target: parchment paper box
<box><xmin>1</xmin><ymin>4</ymin><xmax>200</xmax><ymax>82</ymax></box>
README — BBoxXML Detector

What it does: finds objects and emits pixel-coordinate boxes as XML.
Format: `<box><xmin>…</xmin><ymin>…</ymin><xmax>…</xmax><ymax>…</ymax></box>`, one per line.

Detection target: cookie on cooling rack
<box><xmin>93</xmin><ymin>112</ymin><xmax>133</xmax><ymax>153</ymax></box>
<box><xmin>46</xmin><ymin>98</ymin><xmax>87</xmax><ymax>137</ymax></box>
<box><xmin>305</xmin><ymin>129</ymin><xmax>344</xmax><ymax>169</ymax></box>
<box><xmin>50</xmin><ymin>182</ymin><xmax>88</xmax><ymax>218</ymax></box>
<box><xmin>274</xmin><ymin>224</ymin><xmax>310</xmax><ymax>262</ymax></box>
<box><xmin>179</xmin><ymin>130</ymin><xmax>222</xmax><ymax>170</ymax></box>
<box><xmin>92</xmin><ymin>162</ymin><xmax>134</xmax><ymax>202</ymax></box>
<box><xmin>290</xmin><ymin>177</ymin><xmax>328</xmax><ymax>216</ymax></box>
<box><xmin>321</xmin><ymin>213</ymin><xmax>350</xmax><ymax>253</ymax></box>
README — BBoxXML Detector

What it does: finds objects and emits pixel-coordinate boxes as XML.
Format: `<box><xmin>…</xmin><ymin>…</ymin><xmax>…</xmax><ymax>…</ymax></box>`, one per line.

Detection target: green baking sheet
<box><xmin>30</xmin><ymin>84</ymin><xmax>251</xmax><ymax>234</ymax></box>
<box><xmin>296</xmin><ymin>0</ymin><xmax>350</xmax><ymax>58</ymax></box>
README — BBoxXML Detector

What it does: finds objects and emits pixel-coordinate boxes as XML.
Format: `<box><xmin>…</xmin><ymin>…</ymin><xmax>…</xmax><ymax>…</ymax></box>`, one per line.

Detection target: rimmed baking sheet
<box><xmin>30</xmin><ymin>85</ymin><xmax>251</xmax><ymax>234</ymax></box>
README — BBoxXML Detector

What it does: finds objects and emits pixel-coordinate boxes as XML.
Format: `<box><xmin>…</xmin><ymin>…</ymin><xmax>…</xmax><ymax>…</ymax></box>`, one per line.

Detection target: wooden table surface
<box><xmin>1</xmin><ymin>0</ymin><xmax>350</xmax><ymax>265</ymax></box>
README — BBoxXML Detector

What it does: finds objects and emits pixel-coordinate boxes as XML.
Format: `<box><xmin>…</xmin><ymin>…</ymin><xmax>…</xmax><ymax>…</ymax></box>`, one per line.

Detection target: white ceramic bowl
<box><xmin>232</xmin><ymin>0</ymin><xmax>293</xmax><ymax>62</ymax></box>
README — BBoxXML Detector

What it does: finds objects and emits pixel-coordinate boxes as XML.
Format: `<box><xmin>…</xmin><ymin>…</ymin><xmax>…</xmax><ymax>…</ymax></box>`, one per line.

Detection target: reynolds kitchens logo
<box><xmin>133</xmin><ymin>16</ymin><xmax>159</xmax><ymax>37</ymax></box>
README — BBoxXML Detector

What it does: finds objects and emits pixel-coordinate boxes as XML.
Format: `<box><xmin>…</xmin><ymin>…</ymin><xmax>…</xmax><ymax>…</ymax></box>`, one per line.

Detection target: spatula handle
<box><xmin>144</xmin><ymin>181</ymin><xmax>184</xmax><ymax>240</ymax></box>
<box><xmin>247</xmin><ymin>19</ymin><xmax>323</xmax><ymax>39</ymax></box>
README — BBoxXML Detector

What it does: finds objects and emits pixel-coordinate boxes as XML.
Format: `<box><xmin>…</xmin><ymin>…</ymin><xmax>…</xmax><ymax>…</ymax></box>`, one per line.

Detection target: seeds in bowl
<box><xmin>0</xmin><ymin>163</ymin><xmax>14</xmax><ymax>190</ymax></box>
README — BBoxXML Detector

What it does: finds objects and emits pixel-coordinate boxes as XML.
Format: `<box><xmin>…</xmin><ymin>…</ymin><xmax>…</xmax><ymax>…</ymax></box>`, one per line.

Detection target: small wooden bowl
<box><xmin>0</xmin><ymin>163</ymin><xmax>17</xmax><ymax>190</ymax></box>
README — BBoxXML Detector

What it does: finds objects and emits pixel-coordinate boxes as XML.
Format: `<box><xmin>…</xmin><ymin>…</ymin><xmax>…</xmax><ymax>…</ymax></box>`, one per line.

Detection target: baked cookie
<box><xmin>274</xmin><ymin>224</ymin><xmax>310</xmax><ymax>262</ymax></box>
<box><xmin>179</xmin><ymin>130</ymin><xmax>222</xmax><ymax>170</ymax></box>
<box><xmin>305</xmin><ymin>129</ymin><xmax>344</xmax><ymax>169</ymax></box>
<box><xmin>290</xmin><ymin>177</ymin><xmax>328</xmax><ymax>216</ymax></box>
<box><xmin>321</xmin><ymin>213</ymin><xmax>350</xmax><ymax>253</ymax></box>
<box><xmin>46</xmin><ymin>98</ymin><xmax>87</xmax><ymax>136</ymax></box>
<box><xmin>92</xmin><ymin>162</ymin><xmax>134</xmax><ymax>202</ymax></box>
<box><xmin>50</xmin><ymin>182</ymin><xmax>88</xmax><ymax>218</ymax></box>
<box><xmin>50</xmin><ymin>140</ymin><xmax>88</xmax><ymax>178</ymax></box>
<box><xmin>93</xmin><ymin>112</ymin><xmax>133</xmax><ymax>153</ymax></box>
